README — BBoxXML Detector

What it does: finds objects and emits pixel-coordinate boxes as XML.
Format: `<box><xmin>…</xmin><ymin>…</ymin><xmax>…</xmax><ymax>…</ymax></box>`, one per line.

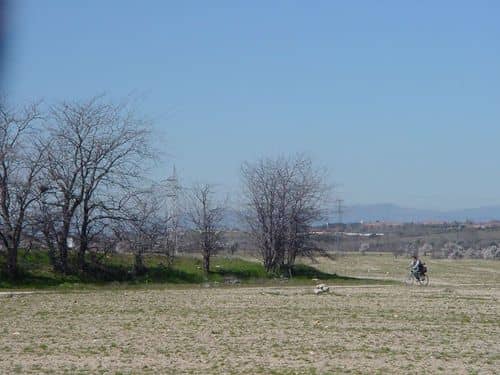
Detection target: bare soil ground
<box><xmin>1</xmin><ymin>254</ymin><xmax>499</xmax><ymax>374</ymax></box>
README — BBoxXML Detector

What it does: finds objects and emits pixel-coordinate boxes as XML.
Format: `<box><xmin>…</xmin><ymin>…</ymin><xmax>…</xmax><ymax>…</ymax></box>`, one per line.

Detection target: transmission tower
<box><xmin>335</xmin><ymin>199</ymin><xmax>344</xmax><ymax>224</ymax></box>
<box><xmin>335</xmin><ymin>199</ymin><xmax>344</xmax><ymax>251</ymax></box>
<box><xmin>166</xmin><ymin>166</ymin><xmax>181</xmax><ymax>256</ymax></box>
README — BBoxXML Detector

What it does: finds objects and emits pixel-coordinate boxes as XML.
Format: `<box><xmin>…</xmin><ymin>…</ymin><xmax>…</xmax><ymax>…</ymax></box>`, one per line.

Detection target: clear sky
<box><xmin>3</xmin><ymin>0</ymin><xmax>500</xmax><ymax>210</ymax></box>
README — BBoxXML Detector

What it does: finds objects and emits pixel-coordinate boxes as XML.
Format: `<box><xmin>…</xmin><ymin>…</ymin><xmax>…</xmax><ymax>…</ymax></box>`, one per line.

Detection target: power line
<box><xmin>334</xmin><ymin>199</ymin><xmax>344</xmax><ymax>251</ymax></box>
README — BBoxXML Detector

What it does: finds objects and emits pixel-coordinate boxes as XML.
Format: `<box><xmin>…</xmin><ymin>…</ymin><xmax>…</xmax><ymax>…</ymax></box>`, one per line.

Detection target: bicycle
<box><xmin>405</xmin><ymin>268</ymin><xmax>429</xmax><ymax>287</ymax></box>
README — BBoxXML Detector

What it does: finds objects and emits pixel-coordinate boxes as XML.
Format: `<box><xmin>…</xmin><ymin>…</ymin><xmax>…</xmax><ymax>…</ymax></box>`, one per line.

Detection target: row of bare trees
<box><xmin>0</xmin><ymin>96</ymin><xmax>162</xmax><ymax>278</ymax></box>
<box><xmin>1</xmin><ymin>96</ymin><xmax>330</xmax><ymax>280</ymax></box>
<box><xmin>0</xmin><ymin>96</ymin><xmax>229</xmax><ymax>279</ymax></box>
<box><xmin>42</xmin><ymin>98</ymin><xmax>152</xmax><ymax>274</ymax></box>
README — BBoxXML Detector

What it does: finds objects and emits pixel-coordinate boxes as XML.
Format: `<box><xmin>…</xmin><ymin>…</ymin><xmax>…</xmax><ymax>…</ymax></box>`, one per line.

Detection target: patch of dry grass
<box><xmin>308</xmin><ymin>253</ymin><xmax>500</xmax><ymax>286</ymax></box>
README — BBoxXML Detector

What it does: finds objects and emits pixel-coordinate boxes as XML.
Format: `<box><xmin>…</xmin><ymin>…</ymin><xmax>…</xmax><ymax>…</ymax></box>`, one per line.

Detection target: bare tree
<box><xmin>187</xmin><ymin>184</ymin><xmax>224</xmax><ymax>275</ymax></box>
<box><xmin>113</xmin><ymin>188</ymin><xmax>172</xmax><ymax>275</ymax></box>
<box><xmin>40</xmin><ymin>96</ymin><xmax>152</xmax><ymax>273</ymax></box>
<box><xmin>0</xmin><ymin>100</ymin><xmax>45</xmax><ymax>278</ymax></box>
<box><xmin>241</xmin><ymin>155</ymin><xmax>330</xmax><ymax>274</ymax></box>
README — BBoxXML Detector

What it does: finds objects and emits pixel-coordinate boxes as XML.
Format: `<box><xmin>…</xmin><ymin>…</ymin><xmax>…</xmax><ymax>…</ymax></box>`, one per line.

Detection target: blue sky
<box><xmin>4</xmin><ymin>1</ymin><xmax>500</xmax><ymax>210</ymax></box>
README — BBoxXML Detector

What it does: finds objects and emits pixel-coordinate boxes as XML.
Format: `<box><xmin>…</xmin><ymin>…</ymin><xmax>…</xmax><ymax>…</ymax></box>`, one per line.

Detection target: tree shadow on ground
<box><xmin>1</xmin><ymin>252</ymin><xmax>392</xmax><ymax>288</ymax></box>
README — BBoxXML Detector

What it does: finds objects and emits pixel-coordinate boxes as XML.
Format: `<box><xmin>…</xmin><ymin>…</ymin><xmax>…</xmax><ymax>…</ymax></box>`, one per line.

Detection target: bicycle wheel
<box><xmin>419</xmin><ymin>274</ymin><xmax>429</xmax><ymax>286</ymax></box>
<box><xmin>404</xmin><ymin>273</ymin><xmax>414</xmax><ymax>286</ymax></box>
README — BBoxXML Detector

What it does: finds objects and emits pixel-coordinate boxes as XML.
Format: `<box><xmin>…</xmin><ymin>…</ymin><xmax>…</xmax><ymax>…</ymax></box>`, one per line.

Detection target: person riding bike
<box><xmin>410</xmin><ymin>255</ymin><xmax>424</xmax><ymax>281</ymax></box>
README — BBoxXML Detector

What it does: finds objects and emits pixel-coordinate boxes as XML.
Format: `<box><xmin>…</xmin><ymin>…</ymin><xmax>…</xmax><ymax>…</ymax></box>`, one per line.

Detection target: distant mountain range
<box><xmin>333</xmin><ymin>203</ymin><xmax>500</xmax><ymax>223</ymax></box>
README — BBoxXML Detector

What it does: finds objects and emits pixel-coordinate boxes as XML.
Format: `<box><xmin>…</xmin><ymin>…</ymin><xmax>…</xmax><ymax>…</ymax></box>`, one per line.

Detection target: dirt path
<box><xmin>0</xmin><ymin>291</ymin><xmax>41</xmax><ymax>296</ymax></box>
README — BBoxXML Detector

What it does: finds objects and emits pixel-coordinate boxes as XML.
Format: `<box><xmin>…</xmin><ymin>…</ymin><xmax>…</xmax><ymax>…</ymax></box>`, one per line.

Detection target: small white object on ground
<box><xmin>314</xmin><ymin>284</ymin><xmax>330</xmax><ymax>294</ymax></box>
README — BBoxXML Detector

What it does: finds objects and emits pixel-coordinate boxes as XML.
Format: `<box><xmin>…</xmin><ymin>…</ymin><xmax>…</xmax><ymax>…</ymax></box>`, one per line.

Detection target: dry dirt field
<box><xmin>1</xmin><ymin>254</ymin><xmax>499</xmax><ymax>374</ymax></box>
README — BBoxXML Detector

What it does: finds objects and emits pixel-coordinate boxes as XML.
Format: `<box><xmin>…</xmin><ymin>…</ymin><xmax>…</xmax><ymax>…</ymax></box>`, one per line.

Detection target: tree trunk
<box><xmin>77</xmin><ymin>247</ymin><xmax>86</xmax><ymax>272</ymax></box>
<box><xmin>57</xmin><ymin>239</ymin><xmax>69</xmax><ymax>275</ymax></box>
<box><xmin>6</xmin><ymin>246</ymin><xmax>18</xmax><ymax>279</ymax></box>
<box><xmin>203</xmin><ymin>251</ymin><xmax>210</xmax><ymax>275</ymax></box>
<box><xmin>42</xmin><ymin>228</ymin><xmax>58</xmax><ymax>272</ymax></box>
<box><xmin>134</xmin><ymin>251</ymin><xmax>145</xmax><ymax>276</ymax></box>
<box><xmin>78</xmin><ymin>204</ymin><xmax>90</xmax><ymax>271</ymax></box>
<box><xmin>287</xmin><ymin>264</ymin><xmax>293</xmax><ymax>278</ymax></box>
<box><xmin>78</xmin><ymin>234</ymin><xmax>88</xmax><ymax>271</ymax></box>
<box><xmin>263</xmin><ymin>254</ymin><xmax>274</xmax><ymax>273</ymax></box>
<box><xmin>58</xmin><ymin>216</ymin><xmax>72</xmax><ymax>274</ymax></box>
<box><xmin>48</xmin><ymin>245</ymin><xmax>58</xmax><ymax>271</ymax></box>
<box><xmin>60</xmin><ymin>246</ymin><xmax>68</xmax><ymax>274</ymax></box>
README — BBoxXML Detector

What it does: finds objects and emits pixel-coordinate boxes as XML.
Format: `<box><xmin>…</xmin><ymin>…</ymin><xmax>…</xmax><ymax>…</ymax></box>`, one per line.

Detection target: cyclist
<box><xmin>410</xmin><ymin>255</ymin><xmax>423</xmax><ymax>281</ymax></box>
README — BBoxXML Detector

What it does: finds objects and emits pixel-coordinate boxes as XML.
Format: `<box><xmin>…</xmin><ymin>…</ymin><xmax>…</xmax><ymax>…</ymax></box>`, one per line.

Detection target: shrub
<box><xmin>359</xmin><ymin>242</ymin><xmax>370</xmax><ymax>255</ymax></box>
<box><xmin>482</xmin><ymin>245</ymin><xmax>500</xmax><ymax>260</ymax></box>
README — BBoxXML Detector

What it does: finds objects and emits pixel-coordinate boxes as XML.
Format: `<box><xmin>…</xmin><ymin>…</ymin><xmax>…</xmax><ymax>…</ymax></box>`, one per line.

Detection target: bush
<box><xmin>482</xmin><ymin>245</ymin><xmax>500</xmax><ymax>260</ymax></box>
<box><xmin>441</xmin><ymin>242</ymin><xmax>464</xmax><ymax>259</ymax></box>
<box><xmin>418</xmin><ymin>243</ymin><xmax>433</xmax><ymax>256</ymax></box>
<box><xmin>359</xmin><ymin>242</ymin><xmax>370</xmax><ymax>255</ymax></box>
<box><xmin>464</xmin><ymin>248</ymin><xmax>480</xmax><ymax>259</ymax></box>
